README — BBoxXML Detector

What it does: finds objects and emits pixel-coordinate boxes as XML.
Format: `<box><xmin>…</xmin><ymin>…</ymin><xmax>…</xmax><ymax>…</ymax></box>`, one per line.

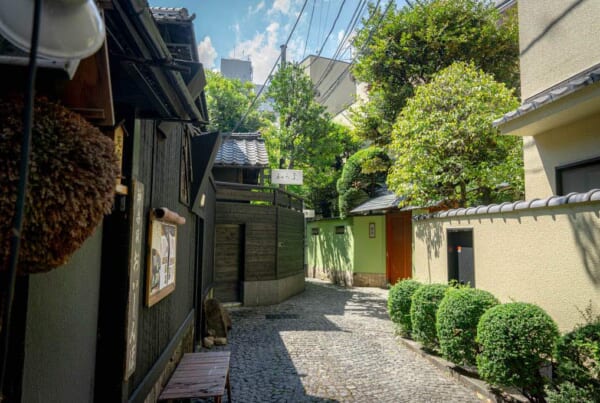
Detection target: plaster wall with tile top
<box><xmin>413</xmin><ymin>201</ymin><xmax>600</xmax><ymax>332</ymax></box>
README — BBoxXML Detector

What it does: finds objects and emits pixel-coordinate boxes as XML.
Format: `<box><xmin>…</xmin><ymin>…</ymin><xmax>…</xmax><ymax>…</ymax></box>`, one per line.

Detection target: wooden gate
<box><xmin>214</xmin><ymin>224</ymin><xmax>244</xmax><ymax>302</ymax></box>
<box><xmin>386</xmin><ymin>212</ymin><xmax>412</xmax><ymax>285</ymax></box>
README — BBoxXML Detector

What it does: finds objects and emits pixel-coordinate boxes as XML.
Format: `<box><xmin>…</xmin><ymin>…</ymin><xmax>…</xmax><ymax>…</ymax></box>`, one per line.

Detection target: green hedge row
<box><xmin>387</xmin><ymin>279</ymin><xmax>598</xmax><ymax>400</ymax></box>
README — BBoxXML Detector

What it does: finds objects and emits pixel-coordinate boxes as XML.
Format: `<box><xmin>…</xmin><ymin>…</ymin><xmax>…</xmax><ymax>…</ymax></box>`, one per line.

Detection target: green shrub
<box><xmin>551</xmin><ymin>321</ymin><xmax>600</xmax><ymax>402</ymax></box>
<box><xmin>476</xmin><ymin>302</ymin><xmax>559</xmax><ymax>399</ymax></box>
<box><xmin>387</xmin><ymin>279</ymin><xmax>421</xmax><ymax>336</ymax></box>
<box><xmin>545</xmin><ymin>381</ymin><xmax>596</xmax><ymax>403</ymax></box>
<box><xmin>436</xmin><ymin>287</ymin><xmax>499</xmax><ymax>366</ymax></box>
<box><xmin>410</xmin><ymin>283</ymin><xmax>448</xmax><ymax>350</ymax></box>
<box><xmin>336</xmin><ymin>146</ymin><xmax>390</xmax><ymax>217</ymax></box>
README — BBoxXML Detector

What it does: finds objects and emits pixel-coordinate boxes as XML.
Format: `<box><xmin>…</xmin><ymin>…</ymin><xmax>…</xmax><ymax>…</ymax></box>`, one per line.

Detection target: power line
<box><xmin>302</xmin><ymin>0</ymin><xmax>316</xmax><ymax>60</ymax></box>
<box><xmin>312</xmin><ymin>0</ymin><xmax>370</xmax><ymax>91</ymax></box>
<box><xmin>320</xmin><ymin>0</ymin><xmax>394</xmax><ymax>105</ymax></box>
<box><xmin>232</xmin><ymin>0</ymin><xmax>310</xmax><ymax>133</ymax></box>
<box><xmin>303</xmin><ymin>0</ymin><xmax>348</xmax><ymax>71</ymax></box>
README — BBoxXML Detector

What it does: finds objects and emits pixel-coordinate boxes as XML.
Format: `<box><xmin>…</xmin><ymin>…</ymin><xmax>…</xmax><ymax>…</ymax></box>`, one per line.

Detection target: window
<box><xmin>335</xmin><ymin>226</ymin><xmax>345</xmax><ymax>234</ymax></box>
<box><xmin>556</xmin><ymin>156</ymin><xmax>600</xmax><ymax>195</ymax></box>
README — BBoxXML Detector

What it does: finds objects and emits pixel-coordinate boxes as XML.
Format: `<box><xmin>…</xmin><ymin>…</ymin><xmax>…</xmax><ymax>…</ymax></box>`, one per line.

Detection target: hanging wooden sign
<box><xmin>124</xmin><ymin>179</ymin><xmax>144</xmax><ymax>379</ymax></box>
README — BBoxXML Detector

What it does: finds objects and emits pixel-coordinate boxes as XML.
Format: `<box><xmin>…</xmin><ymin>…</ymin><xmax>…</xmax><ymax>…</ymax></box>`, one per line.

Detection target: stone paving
<box><xmin>209</xmin><ymin>278</ymin><xmax>481</xmax><ymax>402</ymax></box>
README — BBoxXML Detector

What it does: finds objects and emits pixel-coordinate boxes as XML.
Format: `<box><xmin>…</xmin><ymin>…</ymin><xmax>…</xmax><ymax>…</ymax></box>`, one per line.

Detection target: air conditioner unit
<box><xmin>0</xmin><ymin>35</ymin><xmax>79</xmax><ymax>78</ymax></box>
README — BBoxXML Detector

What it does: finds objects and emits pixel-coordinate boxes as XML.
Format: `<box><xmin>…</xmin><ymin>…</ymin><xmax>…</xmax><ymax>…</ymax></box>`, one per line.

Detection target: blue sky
<box><xmin>150</xmin><ymin>0</ymin><xmax>401</xmax><ymax>84</ymax></box>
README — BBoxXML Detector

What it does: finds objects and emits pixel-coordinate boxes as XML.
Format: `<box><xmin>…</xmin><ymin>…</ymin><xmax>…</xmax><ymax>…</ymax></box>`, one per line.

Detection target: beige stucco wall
<box><xmin>519</xmin><ymin>0</ymin><xmax>600</xmax><ymax>100</ymax></box>
<box><xmin>523</xmin><ymin>113</ymin><xmax>600</xmax><ymax>199</ymax></box>
<box><xmin>413</xmin><ymin>202</ymin><xmax>600</xmax><ymax>332</ymax></box>
<box><xmin>302</xmin><ymin>56</ymin><xmax>356</xmax><ymax>116</ymax></box>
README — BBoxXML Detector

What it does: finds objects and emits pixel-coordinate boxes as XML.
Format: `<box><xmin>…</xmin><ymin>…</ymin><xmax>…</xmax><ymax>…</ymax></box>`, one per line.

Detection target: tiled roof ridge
<box><xmin>214</xmin><ymin>133</ymin><xmax>269</xmax><ymax>167</ymax></box>
<box><xmin>414</xmin><ymin>189</ymin><xmax>600</xmax><ymax>220</ymax></box>
<box><xmin>493</xmin><ymin>65</ymin><xmax>600</xmax><ymax>127</ymax></box>
<box><xmin>225</xmin><ymin>132</ymin><xmax>263</xmax><ymax>140</ymax></box>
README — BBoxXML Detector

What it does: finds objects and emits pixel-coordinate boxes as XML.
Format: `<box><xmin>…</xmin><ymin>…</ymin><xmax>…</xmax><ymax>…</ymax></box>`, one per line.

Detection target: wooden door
<box><xmin>214</xmin><ymin>224</ymin><xmax>243</xmax><ymax>302</ymax></box>
<box><xmin>386</xmin><ymin>212</ymin><xmax>412</xmax><ymax>285</ymax></box>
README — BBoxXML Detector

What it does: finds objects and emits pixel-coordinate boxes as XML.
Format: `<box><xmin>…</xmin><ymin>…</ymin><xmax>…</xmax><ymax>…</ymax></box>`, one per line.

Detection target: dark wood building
<box><xmin>1</xmin><ymin>3</ymin><xmax>220</xmax><ymax>402</ymax></box>
<box><xmin>212</xmin><ymin>133</ymin><xmax>305</xmax><ymax>305</ymax></box>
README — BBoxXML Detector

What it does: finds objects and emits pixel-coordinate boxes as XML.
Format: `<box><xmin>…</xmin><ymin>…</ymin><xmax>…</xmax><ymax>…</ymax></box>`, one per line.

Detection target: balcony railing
<box><xmin>215</xmin><ymin>181</ymin><xmax>303</xmax><ymax>212</ymax></box>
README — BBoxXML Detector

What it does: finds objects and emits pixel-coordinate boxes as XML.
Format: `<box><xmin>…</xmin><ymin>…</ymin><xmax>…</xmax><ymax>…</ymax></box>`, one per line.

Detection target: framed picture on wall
<box><xmin>369</xmin><ymin>222</ymin><xmax>376</xmax><ymax>238</ymax></box>
<box><xmin>146</xmin><ymin>216</ymin><xmax>177</xmax><ymax>306</ymax></box>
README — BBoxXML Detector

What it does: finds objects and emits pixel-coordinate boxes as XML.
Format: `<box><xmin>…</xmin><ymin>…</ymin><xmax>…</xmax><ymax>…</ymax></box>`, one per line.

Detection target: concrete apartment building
<box><xmin>220</xmin><ymin>57</ymin><xmax>253</xmax><ymax>82</ymax></box>
<box><xmin>301</xmin><ymin>55</ymin><xmax>359</xmax><ymax>125</ymax></box>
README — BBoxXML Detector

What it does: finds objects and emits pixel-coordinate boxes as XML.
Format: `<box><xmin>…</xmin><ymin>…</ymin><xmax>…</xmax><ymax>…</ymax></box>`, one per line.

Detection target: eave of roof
<box><xmin>349</xmin><ymin>193</ymin><xmax>406</xmax><ymax>215</ymax></box>
<box><xmin>414</xmin><ymin>189</ymin><xmax>600</xmax><ymax>221</ymax></box>
<box><xmin>108</xmin><ymin>0</ymin><xmax>207</xmax><ymax>123</ymax></box>
<box><xmin>150</xmin><ymin>7</ymin><xmax>196</xmax><ymax>22</ymax></box>
<box><xmin>494</xmin><ymin>66</ymin><xmax>600</xmax><ymax>136</ymax></box>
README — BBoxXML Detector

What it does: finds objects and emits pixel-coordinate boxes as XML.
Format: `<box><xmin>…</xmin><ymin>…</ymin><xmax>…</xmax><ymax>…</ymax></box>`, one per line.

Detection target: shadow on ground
<box><xmin>200</xmin><ymin>280</ymin><xmax>388</xmax><ymax>402</ymax></box>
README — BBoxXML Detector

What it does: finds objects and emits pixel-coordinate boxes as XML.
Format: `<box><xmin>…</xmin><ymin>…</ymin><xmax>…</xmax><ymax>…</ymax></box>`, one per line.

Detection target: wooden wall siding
<box><xmin>129</xmin><ymin>120</ymin><xmax>198</xmax><ymax>394</ymax></box>
<box><xmin>245</xmin><ymin>221</ymin><xmax>277</xmax><ymax>280</ymax></box>
<box><xmin>214</xmin><ymin>225</ymin><xmax>243</xmax><ymax>302</ymax></box>
<box><xmin>277</xmin><ymin>207</ymin><xmax>305</xmax><ymax>278</ymax></box>
<box><xmin>216</xmin><ymin>202</ymin><xmax>277</xmax><ymax>281</ymax></box>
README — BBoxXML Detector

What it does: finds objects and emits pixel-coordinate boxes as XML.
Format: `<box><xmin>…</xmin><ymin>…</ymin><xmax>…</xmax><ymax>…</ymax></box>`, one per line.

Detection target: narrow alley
<box><xmin>214</xmin><ymin>279</ymin><xmax>481</xmax><ymax>402</ymax></box>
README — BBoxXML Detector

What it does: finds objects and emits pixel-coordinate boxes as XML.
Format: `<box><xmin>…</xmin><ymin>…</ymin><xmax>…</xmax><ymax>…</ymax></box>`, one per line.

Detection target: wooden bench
<box><xmin>158</xmin><ymin>351</ymin><xmax>232</xmax><ymax>402</ymax></box>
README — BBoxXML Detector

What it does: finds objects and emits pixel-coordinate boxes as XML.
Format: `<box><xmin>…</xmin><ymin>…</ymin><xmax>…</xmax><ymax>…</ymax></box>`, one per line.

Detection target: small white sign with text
<box><xmin>271</xmin><ymin>169</ymin><xmax>303</xmax><ymax>185</ymax></box>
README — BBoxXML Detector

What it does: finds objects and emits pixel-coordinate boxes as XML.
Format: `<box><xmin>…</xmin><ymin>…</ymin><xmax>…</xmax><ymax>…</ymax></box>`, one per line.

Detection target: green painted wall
<box><xmin>307</xmin><ymin>218</ymin><xmax>354</xmax><ymax>274</ymax></box>
<box><xmin>353</xmin><ymin>215</ymin><xmax>386</xmax><ymax>274</ymax></box>
<box><xmin>307</xmin><ymin>216</ymin><xmax>386</xmax><ymax>276</ymax></box>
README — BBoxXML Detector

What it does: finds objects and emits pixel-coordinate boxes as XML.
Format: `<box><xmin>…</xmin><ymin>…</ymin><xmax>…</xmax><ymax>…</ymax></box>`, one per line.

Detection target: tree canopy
<box><xmin>204</xmin><ymin>70</ymin><xmax>269</xmax><ymax>132</ymax></box>
<box><xmin>264</xmin><ymin>63</ymin><xmax>360</xmax><ymax>216</ymax></box>
<box><xmin>351</xmin><ymin>0</ymin><xmax>519</xmax><ymax>145</ymax></box>
<box><xmin>386</xmin><ymin>62</ymin><xmax>522</xmax><ymax>208</ymax></box>
<box><xmin>337</xmin><ymin>146</ymin><xmax>391</xmax><ymax>217</ymax></box>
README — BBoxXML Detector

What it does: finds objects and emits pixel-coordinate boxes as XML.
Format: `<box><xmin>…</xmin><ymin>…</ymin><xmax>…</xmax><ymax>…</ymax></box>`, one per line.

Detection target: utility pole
<box><xmin>280</xmin><ymin>44</ymin><xmax>287</xmax><ymax>67</ymax></box>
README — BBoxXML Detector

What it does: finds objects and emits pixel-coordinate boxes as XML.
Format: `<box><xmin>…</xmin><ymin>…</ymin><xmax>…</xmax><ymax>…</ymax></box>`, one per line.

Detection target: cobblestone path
<box><xmin>214</xmin><ymin>279</ymin><xmax>481</xmax><ymax>402</ymax></box>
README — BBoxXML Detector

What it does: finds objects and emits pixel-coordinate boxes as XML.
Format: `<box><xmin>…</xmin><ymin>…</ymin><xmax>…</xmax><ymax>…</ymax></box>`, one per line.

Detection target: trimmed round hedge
<box><xmin>436</xmin><ymin>287</ymin><xmax>499</xmax><ymax>366</ymax></box>
<box><xmin>410</xmin><ymin>283</ymin><xmax>448</xmax><ymax>350</ymax></box>
<box><xmin>476</xmin><ymin>302</ymin><xmax>559</xmax><ymax>398</ymax></box>
<box><xmin>0</xmin><ymin>96</ymin><xmax>118</xmax><ymax>273</ymax></box>
<box><xmin>387</xmin><ymin>279</ymin><xmax>421</xmax><ymax>336</ymax></box>
<box><xmin>551</xmin><ymin>321</ymin><xmax>600</xmax><ymax>401</ymax></box>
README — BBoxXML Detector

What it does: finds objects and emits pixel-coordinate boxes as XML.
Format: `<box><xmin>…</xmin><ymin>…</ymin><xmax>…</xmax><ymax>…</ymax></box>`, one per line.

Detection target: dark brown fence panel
<box><xmin>216</xmin><ymin>202</ymin><xmax>277</xmax><ymax>281</ymax></box>
<box><xmin>246</xmin><ymin>221</ymin><xmax>277</xmax><ymax>280</ymax></box>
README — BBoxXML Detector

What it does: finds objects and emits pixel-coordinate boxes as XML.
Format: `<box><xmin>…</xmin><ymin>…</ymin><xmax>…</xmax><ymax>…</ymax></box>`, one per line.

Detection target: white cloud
<box><xmin>248</xmin><ymin>1</ymin><xmax>265</xmax><ymax>14</ymax></box>
<box><xmin>197</xmin><ymin>36</ymin><xmax>218</xmax><ymax>69</ymax></box>
<box><xmin>229</xmin><ymin>22</ymin><xmax>281</xmax><ymax>83</ymax></box>
<box><xmin>337</xmin><ymin>29</ymin><xmax>345</xmax><ymax>45</ymax></box>
<box><xmin>268</xmin><ymin>0</ymin><xmax>291</xmax><ymax>15</ymax></box>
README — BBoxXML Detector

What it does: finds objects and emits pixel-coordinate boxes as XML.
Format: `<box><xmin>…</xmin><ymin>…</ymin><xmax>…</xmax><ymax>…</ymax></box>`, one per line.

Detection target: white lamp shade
<box><xmin>0</xmin><ymin>0</ymin><xmax>105</xmax><ymax>60</ymax></box>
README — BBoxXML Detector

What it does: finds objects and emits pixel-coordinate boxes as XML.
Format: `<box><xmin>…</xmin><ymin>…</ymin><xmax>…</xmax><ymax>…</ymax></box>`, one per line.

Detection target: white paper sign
<box><xmin>271</xmin><ymin>169</ymin><xmax>303</xmax><ymax>185</ymax></box>
<box><xmin>303</xmin><ymin>209</ymin><xmax>315</xmax><ymax>218</ymax></box>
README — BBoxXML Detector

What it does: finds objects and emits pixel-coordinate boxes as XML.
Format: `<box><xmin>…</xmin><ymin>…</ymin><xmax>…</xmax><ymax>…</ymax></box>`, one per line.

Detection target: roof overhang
<box><xmin>105</xmin><ymin>0</ymin><xmax>208</xmax><ymax>124</ymax></box>
<box><xmin>494</xmin><ymin>67</ymin><xmax>600</xmax><ymax>137</ymax></box>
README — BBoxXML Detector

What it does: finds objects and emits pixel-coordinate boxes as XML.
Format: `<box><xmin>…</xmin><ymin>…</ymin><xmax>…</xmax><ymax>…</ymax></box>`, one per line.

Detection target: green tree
<box><xmin>205</xmin><ymin>71</ymin><xmax>269</xmax><ymax>132</ymax></box>
<box><xmin>264</xmin><ymin>63</ymin><xmax>360</xmax><ymax>216</ymax></box>
<box><xmin>352</xmin><ymin>0</ymin><xmax>519</xmax><ymax>145</ymax></box>
<box><xmin>387</xmin><ymin>62</ymin><xmax>521</xmax><ymax>208</ymax></box>
<box><xmin>336</xmin><ymin>146</ymin><xmax>391</xmax><ymax>217</ymax></box>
